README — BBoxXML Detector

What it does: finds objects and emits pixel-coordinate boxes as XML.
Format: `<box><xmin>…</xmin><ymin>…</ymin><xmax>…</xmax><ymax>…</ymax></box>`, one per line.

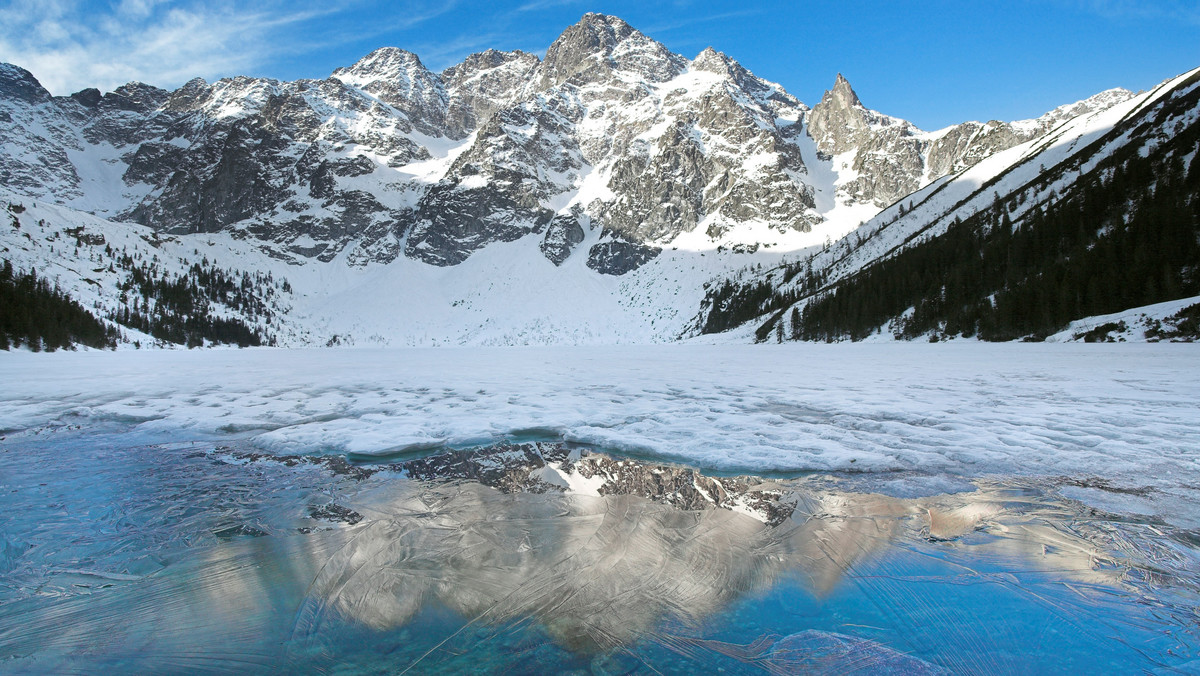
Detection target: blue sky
<box><xmin>1</xmin><ymin>0</ymin><xmax>1197</xmax><ymax>129</ymax></box>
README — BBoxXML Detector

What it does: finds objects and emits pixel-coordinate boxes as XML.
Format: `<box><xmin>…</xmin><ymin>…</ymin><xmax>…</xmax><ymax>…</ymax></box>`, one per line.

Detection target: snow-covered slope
<box><xmin>814</xmin><ymin>71</ymin><xmax>1197</xmax><ymax>282</ymax></box>
<box><xmin>700</xmin><ymin>65</ymin><xmax>1200</xmax><ymax>343</ymax></box>
<box><xmin>1</xmin><ymin>185</ymin><xmax>798</xmax><ymax>346</ymax></box>
<box><xmin>1045</xmin><ymin>295</ymin><xmax>1200</xmax><ymax>343</ymax></box>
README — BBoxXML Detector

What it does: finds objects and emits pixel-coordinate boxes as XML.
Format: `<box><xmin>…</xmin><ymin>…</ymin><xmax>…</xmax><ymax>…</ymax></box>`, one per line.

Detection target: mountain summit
<box><xmin>0</xmin><ymin>13</ymin><xmax>1132</xmax><ymax>270</ymax></box>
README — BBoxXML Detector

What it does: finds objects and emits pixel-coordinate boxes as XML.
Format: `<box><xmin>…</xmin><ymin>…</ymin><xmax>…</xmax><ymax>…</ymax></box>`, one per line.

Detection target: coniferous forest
<box><xmin>793</xmin><ymin>143</ymin><xmax>1200</xmax><ymax>342</ymax></box>
<box><xmin>2</xmin><ymin>209</ymin><xmax>283</xmax><ymax>350</ymax></box>
<box><xmin>0</xmin><ymin>259</ymin><xmax>119</xmax><ymax>350</ymax></box>
<box><xmin>106</xmin><ymin>253</ymin><xmax>274</xmax><ymax>348</ymax></box>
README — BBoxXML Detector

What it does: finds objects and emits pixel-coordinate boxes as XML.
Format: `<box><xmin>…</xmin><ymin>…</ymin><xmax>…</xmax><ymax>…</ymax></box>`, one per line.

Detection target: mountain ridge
<box><xmin>0</xmin><ymin>14</ymin><xmax>1132</xmax><ymax>268</ymax></box>
<box><xmin>2</xmin><ymin>13</ymin><xmax>1185</xmax><ymax>349</ymax></box>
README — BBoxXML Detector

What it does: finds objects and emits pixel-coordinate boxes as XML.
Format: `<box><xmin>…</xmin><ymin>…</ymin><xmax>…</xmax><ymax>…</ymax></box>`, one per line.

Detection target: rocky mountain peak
<box><xmin>333</xmin><ymin>46</ymin><xmax>428</xmax><ymax>85</ymax></box>
<box><xmin>443</xmin><ymin>49</ymin><xmax>540</xmax><ymax>137</ymax></box>
<box><xmin>0</xmin><ymin>13</ymin><xmax>1147</xmax><ymax>290</ymax></box>
<box><xmin>689</xmin><ymin>47</ymin><xmax>801</xmax><ymax>114</ymax></box>
<box><xmin>830</xmin><ymin>73</ymin><xmax>862</xmax><ymax>107</ymax></box>
<box><xmin>540</xmin><ymin>12</ymin><xmax>685</xmax><ymax>88</ymax></box>
<box><xmin>0</xmin><ymin>63</ymin><xmax>51</xmax><ymax>104</ymax></box>
<box><xmin>162</xmin><ymin>77</ymin><xmax>211</xmax><ymax>113</ymax></box>
<box><xmin>103</xmin><ymin>82</ymin><xmax>170</xmax><ymax>113</ymax></box>
<box><xmin>691</xmin><ymin>46</ymin><xmax>739</xmax><ymax>76</ymax></box>
<box><xmin>807</xmin><ymin>73</ymin><xmax>873</xmax><ymax>156</ymax></box>
<box><xmin>1019</xmin><ymin>87</ymin><xmax>1135</xmax><ymax>133</ymax></box>
<box><xmin>576</xmin><ymin>12</ymin><xmax>636</xmax><ymax>38</ymax></box>
<box><xmin>332</xmin><ymin>45</ymin><xmax>447</xmax><ymax>136</ymax></box>
<box><xmin>443</xmin><ymin>49</ymin><xmax>539</xmax><ymax>80</ymax></box>
<box><xmin>69</xmin><ymin>87</ymin><xmax>102</xmax><ymax>108</ymax></box>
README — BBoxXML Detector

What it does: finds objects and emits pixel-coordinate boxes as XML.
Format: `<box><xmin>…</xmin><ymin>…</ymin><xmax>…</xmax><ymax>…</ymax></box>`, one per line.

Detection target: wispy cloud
<box><xmin>516</xmin><ymin>0</ymin><xmax>585</xmax><ymax>11</ymax></box>
<box><xmin>1064</xmin><ymin>0</ymin><xmax>1200</xmax><ymax>25</ymax></box>
<box><xmin>405</xmin><ymin>32</ymin><xmax>514</xmax><ymax>72</ymax></box>
<box><xmin>641</xmin><ymin>8</ymin><xmax>765</xmax><ymax>36</ymax></box>
<box><xmin>304</xmin><ymin>1</ymin><xmax>466</xmax><ymax>62</ymax></box>
<box><xmin>0</xmin><ymin>0</ymin><xmax>449</xmax><ymax>94</ymax></box>
<box><xmin>515</xmin><ymin>0</ymin><xmax>584</xmax><ymax>12</ymax></box>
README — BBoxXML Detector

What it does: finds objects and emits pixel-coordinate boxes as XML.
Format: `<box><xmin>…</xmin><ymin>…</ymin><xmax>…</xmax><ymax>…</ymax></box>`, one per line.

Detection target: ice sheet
<box><xmin>4</xmin><ymin>344</ymin><xmax>1198</xmax><ymax>506</ymax></box>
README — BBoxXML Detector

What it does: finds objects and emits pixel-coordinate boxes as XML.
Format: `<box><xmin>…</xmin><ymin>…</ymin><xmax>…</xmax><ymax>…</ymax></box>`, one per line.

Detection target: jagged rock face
<box><xmin>587</xmin><ymin>240</ymin><xmax>661</xmax><ymax>275</ymax></box>
<box><xmin>408</xmin><ymin>183</ymin><xmax>553</xmax><ymax>265</ymax></box>
<box><xmin>603</xmin><ymin>120</ymin><xmax>709</xmax><ymax>242</ymax></box>
<box><xmin>443</xmin><ymin>49</ymin><xmax>540</xmax><ymax>138</ymax></box>
<box><xmin>0</xmin><ymin>63</ymin><xmax>51</xmax><ymax>104</ymax></box>
<box><xmin>599</xmin><ymin>81</ymin><xmax>817</xmax><ymax>242</ymax></box>
<box><xmin>842</xmin><ymin>132</ymin><xmax>926</xmax><ymax>206</ymax></box>
<box><xmin>807</xmin><ymin>74</ymin><xmax>928</xmax><ymax>207</ymax></box>
<box><xmin>539</xmin><ymin>13</ymin><xmax>686</xmax><ymax>89</ymax></box>
<box><xmin>331</xmin><ymin>47</ymin><xmax>448</xmax><ymax>137</ymax></box>
<box><xmin>692</xmin><ymin>47</ymin><xmax>797</xmax><ymax>115</ymax></box>
<box><xmin>118</xmin><ymin>75</ymin><xmax>432</xmax><ymax>259</ymax></box>
<box><xmin>540</xmin><ymin>211</ymin><xmax>586</xmax><ymax>265</ymax></box>
<box><xmin>807</xmin><ymin>74</ymin><xmax>1134</xmax><ymax>207</ymax></box>
<box><xmin>404</xmin><ymin>99</ymin><xmax>581</xmax><ymax>265</ymax></box>
<box><xmin>807</xmin><ymin>73</ymin><xmax>873</xmax><ymax>155</ymax></box>
<box><xmin>0</xmin><ymin>87</ymin><xmax>80</xmax><ymax>196</ymax></box>
<box><xmin>0</xmin><ymin>14</ymin><xmax>1135</xmax><ymax>273</ymax></box>
<box><xmin>924</xmin><ymin>120</ymin><xmax>1028</xmax><ymax>179</ymax></box>
<box><xmin>1031</xmin><ymin>88</ymin><xmax>1133</xmax><ymax>130</ymax></box>
<box><xmin>402</xmin><ymin>13</ymin><xmax>824</xmax><ymax>267</ymax></box>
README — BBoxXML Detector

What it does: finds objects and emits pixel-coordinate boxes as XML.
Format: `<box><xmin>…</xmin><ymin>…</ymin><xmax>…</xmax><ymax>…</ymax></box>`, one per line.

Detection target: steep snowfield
<box><xmin>1</xmin><ymin>185</ymin><xmax>798</xmax><ymax>345</ymax></box>
<box><xmin>4</xmin><ymin>343</ymin><xmax>1199</xmax><ymax>524</ymax></box>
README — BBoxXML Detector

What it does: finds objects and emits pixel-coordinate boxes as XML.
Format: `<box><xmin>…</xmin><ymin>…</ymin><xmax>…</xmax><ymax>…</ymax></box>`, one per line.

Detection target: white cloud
<box><xmin>514</xmin><ymin>0</ymin><xmax>583</xmax><ymax>12</ymax></box>
<box><xmin>0</xmin><ymin>0</ymin><xmax>364</xmax><ymax>94</ymax></box>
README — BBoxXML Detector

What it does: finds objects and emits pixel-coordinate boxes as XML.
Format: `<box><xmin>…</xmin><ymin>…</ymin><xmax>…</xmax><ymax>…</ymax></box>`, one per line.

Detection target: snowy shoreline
<box><xmin>4</xmin><ymin>343</ymin><xmax>1199</xmax><ymax>518</ymax></box>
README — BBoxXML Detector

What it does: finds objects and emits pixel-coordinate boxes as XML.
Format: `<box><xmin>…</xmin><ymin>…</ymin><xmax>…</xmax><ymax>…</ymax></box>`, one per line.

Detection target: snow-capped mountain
<box><xmin>2</xmin><ymin>13</ymin><xmax>1176</xmax><ymax>348</ymax></box>
<box><xmin>806</xmin><ymin>74</ymin><xmax>1133</xmax><ymax>208</ymax></box>
<box><xmin>0</xmin><ymin>15</ymin><xmax>1128</xmax><ymax>268</ymax></box>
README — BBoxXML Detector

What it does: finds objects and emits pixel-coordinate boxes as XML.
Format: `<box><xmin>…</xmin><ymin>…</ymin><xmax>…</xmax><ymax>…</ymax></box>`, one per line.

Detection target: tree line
<box><xmin>701</xmin><ymin>76</ymin><xmax>1200</xmax><ymax>344</ymax></box>
<box><xmin>106</xmin><ymin>252</ymin><xmax>275</xmax><ymax>348</ymax></box>
<box><xmin>0</xmin><ymin>259</ymin><xmax>119</xmax><ymax>350</ymax></box>
<box><xmin>792</xmin><ymin>116</ymin><xmax>1200</xmax><ymax>342</ymax></box>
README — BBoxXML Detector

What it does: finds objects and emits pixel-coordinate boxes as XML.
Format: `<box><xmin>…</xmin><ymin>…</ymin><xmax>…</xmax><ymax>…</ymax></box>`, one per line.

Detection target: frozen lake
<box><xmin>2</xmin><ymin>344</ymin><xmax>1200</xmax><ymax>672</ymax></box>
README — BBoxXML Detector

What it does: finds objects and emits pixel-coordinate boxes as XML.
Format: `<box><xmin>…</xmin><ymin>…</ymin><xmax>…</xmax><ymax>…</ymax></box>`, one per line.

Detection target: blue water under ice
<box><xmin>2</xmin><ymin>426</ymin><xmax>1199</xmax><ymax>674</ymax></box>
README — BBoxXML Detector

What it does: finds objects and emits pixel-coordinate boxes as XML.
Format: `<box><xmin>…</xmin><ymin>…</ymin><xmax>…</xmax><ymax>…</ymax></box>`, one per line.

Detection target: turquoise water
<box><xmin>2</xmin><ymin>428</ymin><xmax>1198</xmax><ymax>674</ymax></box>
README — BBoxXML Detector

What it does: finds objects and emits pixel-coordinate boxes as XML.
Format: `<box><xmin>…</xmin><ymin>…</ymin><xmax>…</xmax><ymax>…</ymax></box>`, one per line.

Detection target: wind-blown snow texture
<box><xmin>4</xmin><ymin>344</ymin><xmax>1199</xmax><ymax>522</ymax></box>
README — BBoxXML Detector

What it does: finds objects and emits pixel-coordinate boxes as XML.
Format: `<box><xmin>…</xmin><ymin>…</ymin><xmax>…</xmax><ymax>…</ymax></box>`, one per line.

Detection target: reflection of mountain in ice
<box><xmin>2</xmin><ymin>433</ymin><xmax>1198</xmax><ymax>673</ymax></box>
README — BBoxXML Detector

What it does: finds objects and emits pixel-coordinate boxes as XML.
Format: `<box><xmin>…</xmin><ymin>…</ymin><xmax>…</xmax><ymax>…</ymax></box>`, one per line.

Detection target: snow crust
<box><xmin>1046</xmin><ymin>295</ymin><xmax>1200</xmax><ymax>342</ymax></box>
<box><xmin>4</xmin><ymin>344</ymin><xmax>1198</xmax><ymax>501</ymax></box>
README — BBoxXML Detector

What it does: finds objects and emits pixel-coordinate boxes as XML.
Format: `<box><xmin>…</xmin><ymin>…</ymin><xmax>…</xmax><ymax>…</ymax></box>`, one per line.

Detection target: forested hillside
<box><xmin>699</xmin><ymin>69</ymin><xmax>1200</xmax><ymax>343</ymax></box>
<box><xmin>0</xmin><ymin>259</ymin><xmax>119</xmax><ymax>350</ymax></box>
